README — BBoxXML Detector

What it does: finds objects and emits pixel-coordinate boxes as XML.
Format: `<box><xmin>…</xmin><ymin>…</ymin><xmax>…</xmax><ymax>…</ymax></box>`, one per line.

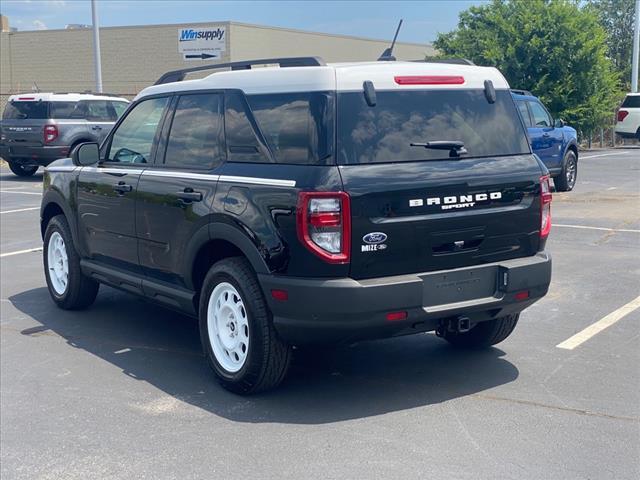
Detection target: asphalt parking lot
<box><xmin>1</xmin><ymin>149</ymin><xmax>639</xmax><ymax>480</ymax></box>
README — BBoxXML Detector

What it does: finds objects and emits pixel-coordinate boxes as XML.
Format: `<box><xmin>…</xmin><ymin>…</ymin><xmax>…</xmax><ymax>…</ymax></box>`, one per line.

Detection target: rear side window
<box><xmin>246</xmin><ymin>92</ymin><xmax>333</xmax><ymax>165</ymax></box>
<box><xmin>337</xmin><ymin>89</ymin><xmax>530</xmax><ymax>164</ymax></box>
<box><xmin>106</xmin><ymin>96</ymin><xmax>169</xmax><ymax>164</ymax></box>
<box><xmin>164</xmin><ymin>93</ymin><xmax>223</xmax><ymax>169</ymax></box>
<box><xmin>621</xmin><ymin>95</ymin><xmax>640</xmax><ymax>108</ymax></box>
<box><xmin>49</xmin><ymin>102</ymin><xmax>78</xmax><ymax>119</ymax></box>
<box><xmin>516</xmin><ymin>101</ymin><xmax>532</xmax><ymax>127</ymax></box>
<box><xmin>3</xmin><ymin>101</ymin><xmax>48</xmax><ymax>119</ymax></box>
<box><xmin>527</xmin><ymin>101</ymin><xmax>551</xmax><ymax>127</ymax></box>
<box><xmin>225</xmin><ymin>91</ymin><xmax>271</xmax><ymax>163</ymax></box>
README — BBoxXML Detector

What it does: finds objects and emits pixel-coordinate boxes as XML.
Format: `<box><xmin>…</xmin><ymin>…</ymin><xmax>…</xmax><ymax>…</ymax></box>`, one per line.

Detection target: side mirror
<box><xmin>71</xmin><ymin>142</ymin><xmax>100</xmax><ymax>166</ymax></box>
<box><xmin>554</xmin><ymin>118</ymin><xmax>565</xmax><ymax>128</ymax></box>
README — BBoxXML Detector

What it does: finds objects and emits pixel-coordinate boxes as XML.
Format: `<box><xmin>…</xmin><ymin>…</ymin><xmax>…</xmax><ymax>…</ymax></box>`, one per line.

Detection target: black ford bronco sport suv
<box><xmin>41</xmin><ymin>57</ymin><xmax>552</xmax><ymax>394</ymax></box>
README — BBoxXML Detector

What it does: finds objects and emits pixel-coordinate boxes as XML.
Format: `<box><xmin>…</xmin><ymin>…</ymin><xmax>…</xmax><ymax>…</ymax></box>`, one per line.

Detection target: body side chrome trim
<box><xmin>218</xmin><ymin>175</ymin><xmax>296</xmax><ymax>187</ymax></box>
<box><xmin>81</xmin><ymin>166</ymin><xmax>145</xmax><ymax>175</ymax></box>
<box><xmin>45</xmin><ymin>166</ymin><xmax>78</xmax><ymax>173</ymax></box>
<box><xmin>76</xmin><ymin>166</ymin><xmax>295</xmax><ymax>187</ymax></box>
<box><xmin>142</xmin><ymin>170</ymin><xmax>219</xmax><ymax>181</ymax></box>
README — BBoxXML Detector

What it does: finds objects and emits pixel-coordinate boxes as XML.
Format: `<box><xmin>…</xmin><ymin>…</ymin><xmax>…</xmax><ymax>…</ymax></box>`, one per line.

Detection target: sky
<box><xmin>0</xmin><ymin>0</ymin><xmax>488</xmax><ymax>44</ymax></box>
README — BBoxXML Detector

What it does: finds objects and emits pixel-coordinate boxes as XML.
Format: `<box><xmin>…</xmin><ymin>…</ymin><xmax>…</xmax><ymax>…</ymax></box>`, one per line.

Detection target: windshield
<box><xmin>2</xmin><ymin>101</ymin><xmax>49</xmax><ymax>120</ymax></box>
<box><xmin>337</xmin><ymin>89</ymin><xmax>530</xmax><ymax>164</ymax></box>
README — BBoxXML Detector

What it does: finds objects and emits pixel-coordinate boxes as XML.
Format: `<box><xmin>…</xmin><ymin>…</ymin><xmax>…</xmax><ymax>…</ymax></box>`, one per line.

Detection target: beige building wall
<box><xmin>229</xmin><ymin>22</ymin><xmax>433</xmax><ymax>63</ymax></box>
<box><xmin>1</xmin><ymin>20</ymin><xmax>433</xmax><ymax>113</ymax></box>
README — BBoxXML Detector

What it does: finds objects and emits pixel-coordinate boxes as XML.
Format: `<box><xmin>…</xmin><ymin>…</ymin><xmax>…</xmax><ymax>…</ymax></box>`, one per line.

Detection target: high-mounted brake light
<box><xmin>394</xmin><ymin>75</ymin><xmax>465</xmax><ymax>85</ymax></box>
<box><xmin>44</xmin><ymin>125</ymin><xmax>58</xmax><ymax>144</ymax></box>
<box><xmin>539</xmin><ymin>175</ymin><xmax>552</xmax><ymax>239</ymax></box>
<box><xmin>617</xmin><ymin>110</ymin><xmax>629</xmax><ymax>122</ymax></box>
<box><xmin>18</xmin><ymin>97</ymin><xmax>36</xmax><ymax>101</ymax></box>
<box><xmin>297</xmin><ymin>192</ymin><xmax>351</xmax><ymax>264</ymax></box>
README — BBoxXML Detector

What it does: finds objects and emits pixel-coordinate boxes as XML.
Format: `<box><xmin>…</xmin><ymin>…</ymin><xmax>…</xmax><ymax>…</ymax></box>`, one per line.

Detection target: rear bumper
<box><xmin>259</xmin><ymin>253</ymin><xmax>552</xmax><ymax>344</ymax></box>
<box><xmin>614</xmin><ymin>123</ymin><xmax>638</xmax><ymax>136</ymax></box>
<box><xmin>0</xmin><ymin>144</ymin><xmax>70</xmax><ymax>166</ymax></box>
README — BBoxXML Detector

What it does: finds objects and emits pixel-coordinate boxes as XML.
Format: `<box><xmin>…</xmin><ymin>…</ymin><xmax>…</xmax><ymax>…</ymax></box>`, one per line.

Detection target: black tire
<box><xmin>199</xmin><ymin>257</ymin><xmax>291</xmax><ymax>394</ymax></box>
<box><xmin>43</xmin><ymin>215</ymin><xmax>99</xmax><ymax>310</ymax></box>
<box><xmin>441</xmin><ymin>314</ymin><xmax>519</xmax><ymax>349</ymax></box>
<box><xmin>8</xmin><ymin>161</ymin><xmax>38</xmax><ymax>177</ymax></box>
<box><xmin>555</xmin><ymin>150</ymin><xmax>577</xmax><ymax>192</ymax></box>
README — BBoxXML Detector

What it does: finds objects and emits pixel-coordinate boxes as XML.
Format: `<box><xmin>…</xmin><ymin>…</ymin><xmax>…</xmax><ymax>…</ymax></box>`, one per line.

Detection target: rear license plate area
<box><xmin>422</xmin><ymin>266</ymin><xmax>497</xmax><ymax>306</ymax></box>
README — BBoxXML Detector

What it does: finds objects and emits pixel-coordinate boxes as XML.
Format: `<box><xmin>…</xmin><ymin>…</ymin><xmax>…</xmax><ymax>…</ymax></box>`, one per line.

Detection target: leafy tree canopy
<box><xmin>586</xmin><ymin>0</ymin><xmax>636</xmax><ymax>89</ymax></box>
<box><xmin>433</xmin><ymin>0</ymin><xmax>621</xmax><ymax>136</ymax></box>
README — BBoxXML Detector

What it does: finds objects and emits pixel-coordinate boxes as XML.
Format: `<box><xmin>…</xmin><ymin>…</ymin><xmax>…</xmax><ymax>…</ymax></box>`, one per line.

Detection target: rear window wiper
<box><xmin>410</xmin><ymin>141</ymin><xmax>468</xmax><ymax>158</ymax></box>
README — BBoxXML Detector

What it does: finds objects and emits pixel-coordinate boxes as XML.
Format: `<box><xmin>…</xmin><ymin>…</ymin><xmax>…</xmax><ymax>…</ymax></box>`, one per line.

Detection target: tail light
<box><xmin>617</xmin><ymin>110</ymin><xmax>629</xmax><ymax>122</ymax></box>
<box><xmin>540</xmin><ymin>175</ymin><xmax>552</xmax><ymax>239</ymax></box>
<box><xmin>44</xmin><ymin>125</ymin><xmax>58</xmax><ymax>144</ymax></box>
<box><xmin>297</xmin><ymin>192</ymin><xmax>350</xmax><ymax>264</ymax></box>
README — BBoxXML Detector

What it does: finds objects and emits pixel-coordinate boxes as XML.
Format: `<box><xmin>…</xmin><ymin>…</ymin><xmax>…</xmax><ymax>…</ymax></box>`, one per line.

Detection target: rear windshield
<box><xmin>3</xmin><ymin>101</ymin><xmax>48</xmax><ymax>120</ymax></box>
<box><xmin>621</xmin><ymin>95</ymin><xmax>640</xmax><ymax>108</ymax></box>
<box><xmin>337</xmin><ymin>89</ymin><xmax>530</xmax><ymax>164</ymax></box>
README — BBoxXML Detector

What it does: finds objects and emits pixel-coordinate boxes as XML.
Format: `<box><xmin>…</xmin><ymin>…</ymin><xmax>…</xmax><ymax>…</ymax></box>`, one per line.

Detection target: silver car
<box><xmin>0</xmin><ymin>92</ymin><xmax>129</xmax><ymax>176</ymax></box>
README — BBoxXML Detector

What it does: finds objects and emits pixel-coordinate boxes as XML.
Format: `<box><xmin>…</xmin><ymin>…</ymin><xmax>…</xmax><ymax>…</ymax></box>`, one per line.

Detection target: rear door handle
<box><xmin>91</xmin><ymin>125</ymin><xmax>103</xmax><ymax>131</ymax></box>
<box><xmin>113</xmin><ymin>182</ymin><xmax>132</xmax><ymax>193</ymax></box>
<box><xmin>176</xmin><ymin>189</ymin><xmax>203</xmax><ymax>202</ymax></box>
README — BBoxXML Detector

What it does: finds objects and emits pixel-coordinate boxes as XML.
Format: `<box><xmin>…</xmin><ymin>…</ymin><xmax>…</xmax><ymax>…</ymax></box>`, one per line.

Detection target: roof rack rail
<box><xmin>510</xmin><ymin>89</ymin><xmax>533</xmax><ymax>96</ymax></box>
<box><xmin>154</xmin><ymin>56</ymin><xmax>326</xmax><ymax>85</ymax></box>
<box><xmin>418</xmin><ymin>58</ymin><xmax>476</xmax><ymax>66</ymax></box>
<box><xmin>50</xmin><ymin>91</ymin><xmax>124</xmax><ymax>97</ymax></box>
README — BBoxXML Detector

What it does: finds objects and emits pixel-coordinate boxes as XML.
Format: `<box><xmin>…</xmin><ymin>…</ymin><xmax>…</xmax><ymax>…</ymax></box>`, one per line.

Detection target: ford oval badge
<box><xmin>363</xmin><ymin>232</ymin><xmax>388</xmax><ymax>244</ymax></box>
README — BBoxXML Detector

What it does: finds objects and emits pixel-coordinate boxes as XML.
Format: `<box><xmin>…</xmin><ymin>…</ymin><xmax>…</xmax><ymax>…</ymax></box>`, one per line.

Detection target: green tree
<box><xmin>433</xmin><ymin>0</ymin><xmax>621</xmax><ymax>138</ymax></box>
<box><xmin>586</xmin><ymin>0</ymin><xmax>635</xmax><ymax>89</ymax></box>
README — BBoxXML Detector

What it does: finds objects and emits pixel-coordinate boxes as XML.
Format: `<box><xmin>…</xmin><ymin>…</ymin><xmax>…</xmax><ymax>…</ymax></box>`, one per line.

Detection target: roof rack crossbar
<box><xmin>418</xmin><ymin>58</ymin><xmax>476</xmax><ymax>66</ymax></box>
<box><xmin>510</xmin><ymin>89</ymin><xmax>533</xmax><ymax>96</ymax></box>
<box><xmin>154</xmin><ymin>56</ymin><xmax>326</xmax><ymax>85</ymax></box>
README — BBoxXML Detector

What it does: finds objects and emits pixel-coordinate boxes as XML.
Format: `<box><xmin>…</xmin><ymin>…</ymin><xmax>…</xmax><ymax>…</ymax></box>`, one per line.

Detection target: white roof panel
<box><xmin>136</xmin><ymin>61</ymin><xmax>510</xmax><ymax>100</ymax></box>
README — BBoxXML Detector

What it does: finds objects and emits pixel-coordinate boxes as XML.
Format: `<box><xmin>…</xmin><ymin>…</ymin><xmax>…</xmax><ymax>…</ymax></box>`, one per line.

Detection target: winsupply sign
<box><xmin>178</xmin><ymin>26</ymin><xmax>226</xmax><ymax>61</ymax></box>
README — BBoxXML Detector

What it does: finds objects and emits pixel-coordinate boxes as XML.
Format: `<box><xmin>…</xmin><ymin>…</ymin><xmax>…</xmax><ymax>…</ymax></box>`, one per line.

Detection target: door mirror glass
<box><xmin>72</xmin><ymin>142</ymin><xmax>100</xmax><ymax>166</ymax></box>
<box><xmin>554</xmin><ymin>118</ymin><xmax>565</xmax><ymax>128</ymax></box>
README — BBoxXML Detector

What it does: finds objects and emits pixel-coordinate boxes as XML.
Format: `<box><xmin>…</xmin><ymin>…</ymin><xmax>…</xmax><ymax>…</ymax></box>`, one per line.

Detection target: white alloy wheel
<box><xmin>207</xmin><ymin>282</ymin><xmax>250</xmax><ymax>373</ymax></box>
<box><xmin>47</xmin><ymin>231</ymin><xmax>69</xmax><ymax>295</ymax></box>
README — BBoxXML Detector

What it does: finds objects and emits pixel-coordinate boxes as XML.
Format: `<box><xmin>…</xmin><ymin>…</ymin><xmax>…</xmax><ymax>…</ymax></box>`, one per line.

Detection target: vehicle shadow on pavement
<box><xmin>10</xmin><ymin>287</ymin><xmax>519</xmax><ymax>425</ymax></box>
<box><xmin>0</xmin><ymin>171</ymin><xmax>44</xmax><ymax>183</ymax></box>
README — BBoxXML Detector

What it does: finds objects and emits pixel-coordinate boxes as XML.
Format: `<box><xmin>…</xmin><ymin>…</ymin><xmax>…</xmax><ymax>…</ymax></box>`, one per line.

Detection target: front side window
<box><xmin>527</xmin><ymin>101</ymin><xmax>551</xmax><ymax>127</ymax></box>
<box><xmin>106</xmin><ymin>97</ymin><xmax>169</xmax><ymax>164</ymax></box>
<box><xmin>164</xmin><ymin>93</ymin><xmax>223</xmax><ymax>169</ymax></box>
<box><xmin>337</xmin><ymin>89</ymin><xmax>530</xmax><ymax>164</ymax></box>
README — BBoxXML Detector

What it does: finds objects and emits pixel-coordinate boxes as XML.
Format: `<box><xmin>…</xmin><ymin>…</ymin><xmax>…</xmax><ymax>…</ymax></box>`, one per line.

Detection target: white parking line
<box><xmin>0</xmin><ymin>247</ymin><xmax>43</xmax><ymax>258</ymax></box>
<box><xmin>580</xmin><ymin>151</ymin><xmax>629</xmax><ymax>159</ymax></box>
<box><xmin>0</xmin><ymin>207</ymin><xmax>40</xmax><ymax>214</ymax></box>
<box><xmin>554</xmin><ymin>223</ymin><xmax>640</xmax><ymax>233</ymax></box>
<box><xmin>557</xmin><ymin>296</ymin><xmax>640</xmax><ymax>350</ymax></box>
<box><xmin>0</xmin><ymin>190</ymin><xmax>42</xmax><ymax>196</ymax></box>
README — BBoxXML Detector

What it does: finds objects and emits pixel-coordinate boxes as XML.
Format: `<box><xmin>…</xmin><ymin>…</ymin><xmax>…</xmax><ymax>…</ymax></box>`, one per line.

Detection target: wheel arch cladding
<box><xmin>567</xmin><ymin>142</ymin><xmax>578</xmax><ymax>161</ymax></box>
<box><xmin>41</xmin><ymin>193</ymin><xmax>78</xmax><ymax>245</ymax></box>
<box><xmin>187</xmin><ymin>222</ymin><xmax>270</xmax><ymax>293</ymax></box>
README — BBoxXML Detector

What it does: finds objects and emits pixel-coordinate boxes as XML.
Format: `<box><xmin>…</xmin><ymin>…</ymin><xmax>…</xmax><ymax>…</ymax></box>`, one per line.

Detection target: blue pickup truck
<box><xmin>511</xmin><ymin>90</ymin><xmax>578</xmax><ymax>192</ymax></box>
